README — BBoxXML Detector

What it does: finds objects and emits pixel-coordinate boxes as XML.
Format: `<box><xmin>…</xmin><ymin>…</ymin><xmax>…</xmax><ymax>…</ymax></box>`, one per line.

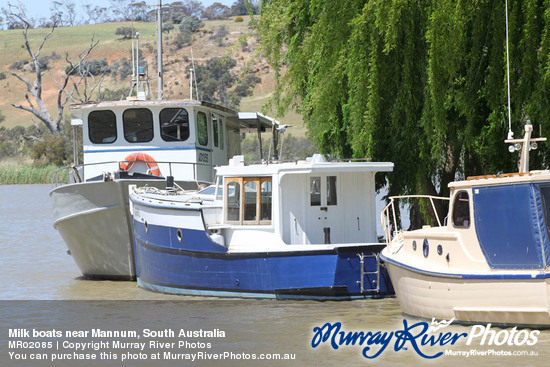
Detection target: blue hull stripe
<box><xmin>84</xmin><ymin>146</ymin><xmax>212</xmax><ymax>153</ymax></box>
<box><xmin>380</xmin><ymin>253</ymin><xmax>550</xmax><ymax>280</ymax></box>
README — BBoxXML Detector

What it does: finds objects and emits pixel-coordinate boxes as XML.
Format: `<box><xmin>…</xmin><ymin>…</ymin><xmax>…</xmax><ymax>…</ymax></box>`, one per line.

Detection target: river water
<box><xmin>0</xmin><ymin>184</ymin><xmax>549</xmax><ymax>366</ymax></box>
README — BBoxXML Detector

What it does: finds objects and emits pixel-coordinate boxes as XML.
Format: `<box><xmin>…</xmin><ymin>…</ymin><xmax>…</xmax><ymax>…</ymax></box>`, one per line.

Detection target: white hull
<box><xmin>384</xmin><ymin>259</ymin><xmax>550</xmax><ymax>326</ymax></box>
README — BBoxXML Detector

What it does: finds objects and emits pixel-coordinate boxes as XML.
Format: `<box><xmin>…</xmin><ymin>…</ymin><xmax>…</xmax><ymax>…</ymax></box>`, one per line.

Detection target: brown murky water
<box><xmin>0</xmin><ymin>184</ymin><xmax>548</xmax><ymax>366</ymax></box>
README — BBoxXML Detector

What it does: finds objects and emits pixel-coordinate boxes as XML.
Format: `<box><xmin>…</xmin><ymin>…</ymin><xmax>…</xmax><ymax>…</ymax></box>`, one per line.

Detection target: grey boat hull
<box><xmin>50</xmin><ymin>179</ymin><xmax>167</xmax><ymax>280</ymax></box>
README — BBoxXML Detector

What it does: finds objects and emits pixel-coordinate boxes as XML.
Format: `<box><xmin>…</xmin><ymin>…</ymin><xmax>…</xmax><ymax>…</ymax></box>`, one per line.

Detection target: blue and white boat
<box><xmin>380</xmin><ymin>122</ymin><xmax>550</xmax><ymax>326</ymax></box>
<box><xmin>129</xmin><ymin>155</ymin><xmax>394</xmax><ymax>299</ymax></box>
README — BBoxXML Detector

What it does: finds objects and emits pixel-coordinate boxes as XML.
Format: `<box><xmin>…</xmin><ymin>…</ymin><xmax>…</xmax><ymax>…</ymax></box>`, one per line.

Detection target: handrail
<box><xmin>381</xmin><ymin>195</ymin><xmax>451</xmax><ymax>246</ymax></box>
<box><xmin>51</xmin><ymin>160</ymin><xmax>214</xmax><ymax>186</ymax></box>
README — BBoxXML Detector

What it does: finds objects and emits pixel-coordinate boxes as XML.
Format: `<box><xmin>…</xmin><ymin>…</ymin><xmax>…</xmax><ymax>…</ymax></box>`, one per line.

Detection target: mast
<box><xmin>157</xmin><ymin>0</ymin><xmax>163</xmax><ymax>100</ymax></box>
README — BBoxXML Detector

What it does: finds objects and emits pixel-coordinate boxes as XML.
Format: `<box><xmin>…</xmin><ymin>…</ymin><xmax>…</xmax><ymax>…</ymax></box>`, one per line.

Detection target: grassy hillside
<box><xmin>0</xmin><ymin>16</ymin><xmax>305</xmax><ymax>134</ymax></box>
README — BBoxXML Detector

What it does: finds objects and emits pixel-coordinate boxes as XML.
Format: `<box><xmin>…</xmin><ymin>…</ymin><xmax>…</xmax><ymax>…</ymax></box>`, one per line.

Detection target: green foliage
<box><xmin>202</xmin><ymin>3</ymin><xmax>231</xmax><ymax>20</ymax></box>
<box><xmin>115</xmin><ymin>27</ymin><xmax>135</xmax><ymax>39</ymax></box>
<box><xmin>162</xmin><ymin>22</ymin><xmax>175</xmax><ymax>33</ymax></box>
<box><xmin>31</xmin><ymin>135</ymin><xmax>67</xmax><ymax>167</ymax></box>
<box><xmin>258</xmin><ymin>0</ymin><xmax>550</xmax><ymax>204</ymax></box>
<box><xmin>178</xmin><ymin>16</ymin><xmax>204</xmax><ymax>34</ymax></box>
<box><xmin>189</xmin><ymin>56</ymin><xmax>237</xmax><ymax>107</ymax></box>
<box><xmin>174</xmin><ymin>31</ymin><xmax>193</xmax><ymax>49</ymax></box>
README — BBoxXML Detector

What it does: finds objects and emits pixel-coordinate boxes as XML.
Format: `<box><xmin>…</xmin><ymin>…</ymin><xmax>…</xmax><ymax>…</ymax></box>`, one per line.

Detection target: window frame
<box><xmin>451</xmin><ymin>190</ymin><xmax>471</xmax><ymax>229</ymax></box>
<box><xmin>122</xmin><ymin>108</ymin><xmax>154</xmax><ymax>143</ymax></box>
<box><xmin>310</xmin><ymin>177</ymin><xmax>321</xmax><ymax>206</ymax></box>
<box><xmin>159</xmin><ymin>108</ymin><xmax>190</xmax><ymax>142</ymax></box>
<box><xmin>224</xmin><ymin>177</ymin><xmax>272</xmax><ymax>225</ymax></box>
<box><xmin>197</xmin><ymin>111</ymin><xmax>209</xmax><ymax>147</ymax></box>
<box><xmin>88</xmin><ymin>110</ymin><xmax>117</xmax><ymax>144</ymax></box>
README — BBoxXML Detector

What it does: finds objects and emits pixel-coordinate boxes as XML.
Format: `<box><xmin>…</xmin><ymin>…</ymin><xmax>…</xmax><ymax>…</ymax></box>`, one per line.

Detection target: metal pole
<box><xmin>505</xmin><ymin>0</ymin><xmax>513</xmax><ymax>139</ymax></box>
<box><xmin>157</xmin><ymin>0</ymin><xmax>163</xmax><ymax>100</ymax></box>
<box><xmin>136</xmin><ymin>32</ymin><xmax>140</xmax><ymax>94</ymax></box>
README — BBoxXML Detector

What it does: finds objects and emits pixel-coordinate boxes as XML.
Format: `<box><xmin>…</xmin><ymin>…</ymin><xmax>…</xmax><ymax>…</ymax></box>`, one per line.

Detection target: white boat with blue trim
<box><xmin>129</xmin><ymin>155</ymin><xmax>395</xmax><ymax>299</ymax></box>
<box><xmin>50</xmin><ymin>99</ymin><xmax>275</xmax><ymax>280</ymax></box>
<box><xmin>380</xmin><ymin>122</ymin><xmax>550</xmax><ymax>326</ymax></box>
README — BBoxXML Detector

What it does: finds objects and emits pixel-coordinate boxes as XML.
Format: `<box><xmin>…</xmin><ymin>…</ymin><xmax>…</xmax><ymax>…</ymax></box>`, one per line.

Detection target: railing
<box><xmin>51</xmin><ymin>160</ymin><xmax>213</xmax><ymax>187</ymax></box>
<box><xmin>381</xmin><ymin>195</ymin><xmax>451</xmax><ymax>246</ymax></box>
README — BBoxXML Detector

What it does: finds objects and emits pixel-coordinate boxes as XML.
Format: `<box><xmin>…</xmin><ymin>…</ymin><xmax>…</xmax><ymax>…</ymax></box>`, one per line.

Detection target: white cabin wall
<box><xmin>280</xmin><ymin>174</ymin><xmax>308</xmax><ymax>244</ymax></box>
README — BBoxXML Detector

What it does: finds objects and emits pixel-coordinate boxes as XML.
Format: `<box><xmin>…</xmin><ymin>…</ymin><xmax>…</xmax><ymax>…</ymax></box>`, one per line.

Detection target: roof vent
<box><xmin>306</xmin><ymin>154</ymin><xmax>327</xmax><ymax>163</ymax></box>
<box><xmin>229</xmin><ymin>155</ymin><xmax>245</xmax><ymax>166</ymax></box>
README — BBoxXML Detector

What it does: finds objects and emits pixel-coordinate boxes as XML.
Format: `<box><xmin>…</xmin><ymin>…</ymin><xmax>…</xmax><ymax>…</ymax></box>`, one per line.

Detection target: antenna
<box><xmin>191</xmin><ymin>47</ymin><xmax>199</xmax><ymax>99</ymax></box>
<box><xmin>157</xmin><ymin>0</ymin><xmax>163</xmax><ymax>100</ymax></box>
<box><xmin>505</xmin><ymin>0</ymin><xmax>513</xmax><ymax>140</ymax></box>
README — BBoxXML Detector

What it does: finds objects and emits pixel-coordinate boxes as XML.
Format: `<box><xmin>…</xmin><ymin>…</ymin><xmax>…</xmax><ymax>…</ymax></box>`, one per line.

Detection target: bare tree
<box><xmin>8</xmin><ymin>4</ymin><xmax>98</xmax><ymax>133</ymax></box>
<box><xmin>82</xmin><ymin>5</ymin><xmax>109</xmax><ymax>25</ymax></box>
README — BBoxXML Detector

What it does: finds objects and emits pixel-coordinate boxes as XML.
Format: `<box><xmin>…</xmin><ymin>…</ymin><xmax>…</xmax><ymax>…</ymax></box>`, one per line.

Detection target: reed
<box><xmin>0</xmin><ymin>161</ymin><xmax>61</xmax><ymax>185</ymax></box>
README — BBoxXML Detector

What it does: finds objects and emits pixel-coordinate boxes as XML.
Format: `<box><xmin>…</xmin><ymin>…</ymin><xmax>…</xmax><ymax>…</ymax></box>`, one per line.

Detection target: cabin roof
<box><xmin>216</xmin><ymin>157</ymin><xmax>393</xmax><ymax>177</ymax></box>
<box><xmin>449</xmin><ymin>170</ymin><xmax>550</xmax><ymax>189</ymax></box>
<box><xmin>70</xmin><ymin>100</ymin><xmax>276</xmax><ymax>131</ymax></box>
<box><xmin>70</xmin><ymin>99</ymin><xmax>235</xmax><ymax>113</ymax></box>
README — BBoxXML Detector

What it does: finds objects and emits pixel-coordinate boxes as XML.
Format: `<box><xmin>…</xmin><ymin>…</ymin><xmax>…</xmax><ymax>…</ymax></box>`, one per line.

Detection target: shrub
<box><xmin>115</xmin><ymin>27</ymin><xmax>135</xmax><ymax>39</ymax></box>
<box><xmin>235</xmin><ymin>16</ymin><xmax>244</xmax><ymax>22</ymax></box>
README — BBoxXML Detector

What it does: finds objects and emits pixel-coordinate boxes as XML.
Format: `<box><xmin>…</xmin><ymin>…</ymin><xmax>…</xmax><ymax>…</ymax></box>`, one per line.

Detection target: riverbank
<box><xmin>0</xmin><ymin>160</ymin><xmax>60</xmax><ymax>184</ymax></box>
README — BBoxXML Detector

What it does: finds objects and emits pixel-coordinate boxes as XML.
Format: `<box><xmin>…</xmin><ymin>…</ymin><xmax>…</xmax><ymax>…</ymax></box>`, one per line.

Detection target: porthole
<box><xmin>437</xmin><ymin>245</ymin><xmax>443</xmax><ymax>256</ymax></box>
<box><xmin>177</xmin><ymin>229</ymin><xmax>183</xmax><ymax>243</ymax></box>
<box><xmin>423</xmin><ymin>238</ymin><xmax>429</xmax><ymax>258</ymax></box>
<box><xmin>412</xmin><ymin>240</ymin><xmax>417</xmax><ymax>251</ymax></box>
<box><xmin>144</xmin><ymin>221</ymin><xmax>149</xmax><ymax>234</ymax></box>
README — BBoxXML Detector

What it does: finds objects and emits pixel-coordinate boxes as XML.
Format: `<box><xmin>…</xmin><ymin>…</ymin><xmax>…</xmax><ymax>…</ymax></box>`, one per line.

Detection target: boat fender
<box><xmin>209</xmin><ymin>232</ymin><xmax>225</xmax><ymax>247</ymax></box>
<box><xmin>119</xmin><ymin>152</ymin><xmax>161</xmax><ymax>176</ymax></box>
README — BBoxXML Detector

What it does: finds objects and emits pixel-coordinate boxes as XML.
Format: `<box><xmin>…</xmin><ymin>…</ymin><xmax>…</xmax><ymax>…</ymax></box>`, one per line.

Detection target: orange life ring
<box><xmin>119</xmin><ymin>152</ymin><xmax>161</xmax><ymax>176</ymax></box>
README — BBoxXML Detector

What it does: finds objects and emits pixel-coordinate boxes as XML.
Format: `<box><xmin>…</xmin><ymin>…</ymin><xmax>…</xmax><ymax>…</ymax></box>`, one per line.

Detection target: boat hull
<box><xmin>133</xmin><ymin>219</ymin><xmax>394</xmax><ymax>300</ymax></box>
<box><xmin>382</xmin><ymin>255</ymin><xmax>550</xmax><ymax>327</ymax></box>
<box><xmin>50</xmin><ymin>179</ymin><xmax>168</xmax><ymax>280</ymax></box>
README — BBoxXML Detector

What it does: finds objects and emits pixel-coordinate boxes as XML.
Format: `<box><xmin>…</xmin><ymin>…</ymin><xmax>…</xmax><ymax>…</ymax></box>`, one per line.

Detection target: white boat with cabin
<box><xmin>50</xmin><ymin>99</ymin><xmax>275</xmax><ymax>280</ymax></box>
<box><xmin>380</xmin><ymin>122</ymin><xmax>550</xmax><ymax>326</ymax></box>
<box><xmin>129</xmin><ymin>155</ymin><xmax>395</xmax><ymax>299</ymax></box>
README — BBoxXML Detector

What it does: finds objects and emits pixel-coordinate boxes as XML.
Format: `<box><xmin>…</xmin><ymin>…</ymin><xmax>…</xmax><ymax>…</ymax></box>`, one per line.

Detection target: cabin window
<box><xmin>88</xmin><ymin>110</ymin><xmax>117</xmax><ymax>144</ymax></box>
<box><xmin>261</xmin><ymin>180</ymin><xmax>272</xmax><ymax>221</ymax></box>
<box><xmin>452</xmin><ymin>191</ymin><xmax>470</xmax><ymax>228</ymax></box>
<box><xmin>225</xmin><ymin>177</ymin><xmax>272</xmax><ymax>225</ymax></box>
<box><xmin>212</xmin><ymin>115</ymin><xmax>219</xmax><ymax>148</ymax></box>
<box><xmin>197</xmin><ymin>111</ymin><xmax>208</xmax><ymax>146</ymax></box>
<box><xmin>123</xmin><ymin>108</ymin><xmax>153</xmax><ymax>143</ymax></box>
<box><xmin>310</xmin><ymin>177</ymin><xmax>321</xmax><ymax>206</ymax></box>
<box><xmin>226</xmin><ymin>181</ymin><xmax>240</xmax><ymax>222</ymax></box>
<box><xmin>216</xmin><ymin>176</ymin><xmax>223</xmax><ymax>201</ymax></box>
<box><xmin>244</xmin><ymin>181</ymin><xmax>258</xmax><ymax>222</ymax></box>
<box><xmin>159</xmin><ymin>108</ymin><xmax>189</xmax><ymax>141</ymax></box>
<box><xmin>327</xmin><ymin>176</ymin><xmax>337</xmax><ymax>205</ymax></box>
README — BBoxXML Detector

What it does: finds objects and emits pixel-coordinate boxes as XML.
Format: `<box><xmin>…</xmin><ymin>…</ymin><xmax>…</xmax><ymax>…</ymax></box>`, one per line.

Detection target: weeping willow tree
<box><xmin>259</xmin><ymin>0</ymin><xmax>550</xmax><ymax>226</ymax></box>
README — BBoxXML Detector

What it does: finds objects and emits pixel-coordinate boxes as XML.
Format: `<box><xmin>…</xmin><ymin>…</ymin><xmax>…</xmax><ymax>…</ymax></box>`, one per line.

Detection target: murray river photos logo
<box><xmin>310</xmin><ymin>319</ymin><xmax>540</xmax><ymax>359</ymax></box>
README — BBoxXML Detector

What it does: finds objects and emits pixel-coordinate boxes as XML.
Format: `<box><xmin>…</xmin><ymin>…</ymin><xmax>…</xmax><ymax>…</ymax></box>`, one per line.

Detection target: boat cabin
<box><xmin>203</xmin><ymin>155</ymin><xmax>393</xmax><ymax>250</ymax></box>
<box><xmin>70</xmin><ymin>100</ymin><xmax>274</xmax><ymax>183</ymax></box>
<box><xmin>448</xmin><ymin>173</ymin><xmax>550</xmax><ymax>270</ymax></box>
